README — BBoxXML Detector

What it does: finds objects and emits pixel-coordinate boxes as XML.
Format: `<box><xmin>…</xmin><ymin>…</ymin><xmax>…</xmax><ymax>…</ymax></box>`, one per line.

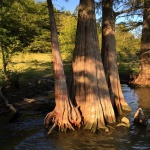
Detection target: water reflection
<box><xmin>134</xmin><ymin>88</ymin><xmax>150</xmax><ymax>118</ymax></box>
<box><xmin>0</xmin><ymin>85</ymin><xmax>150</xmax><ymax>150</ymax></box>
<box><xmin>15</xmin><ymin>128</ymin><xmax>131</xmax><ymax>150</ymax></box>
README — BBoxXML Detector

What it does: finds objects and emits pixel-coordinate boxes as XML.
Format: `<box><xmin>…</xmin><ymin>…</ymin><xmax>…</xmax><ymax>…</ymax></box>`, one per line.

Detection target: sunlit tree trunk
<box><xmin>101</xmin><ymin>0</ymin><xmax>131</xmax><ymax>115</ymax></box>
<box><xmin>44</xmin><ymin>0</ymin><xmax>81</xmax><ymax>134</ymax></box>
<box><xmin>70</xmin><ymin>0</ymin><xmax>116</xmax><ymax>133</ymax></box>
<box><xmin>134</xmin><ymin>0</ymin><xmax>150</xmax><ymax>87</ymax></box>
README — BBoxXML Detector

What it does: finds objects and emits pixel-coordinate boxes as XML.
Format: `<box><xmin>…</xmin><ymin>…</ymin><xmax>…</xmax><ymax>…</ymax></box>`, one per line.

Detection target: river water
<box><xmin>0</xmin><ymin>84</ymin><xmax>150</xmax><ymax>150</ymax></box>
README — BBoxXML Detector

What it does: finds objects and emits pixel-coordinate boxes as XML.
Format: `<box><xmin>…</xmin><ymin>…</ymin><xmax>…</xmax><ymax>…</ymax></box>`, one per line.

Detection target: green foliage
<box><xmin>115</xmin><ymin>24</ymin><xmax>140</xmax><ymax>78</ymax></box>
<box><xmin>116</xmin><ymin>24</ymin><xmax>140</xmax><ymax>64</ymax></box>
<box><xmin>0</xmin><ymin>0</ymin><xmax>51</xmax><ymax>81</ymax></box>
<box><xmin>57</xmin><ymin>11</ymin><xmax>77</xmax><ymax>61</ymax></box>
<box><xmin>1</xmin><ymin>0</ymin><xmax>38</xmax><ymax>52</ymax></box>
<box><xmin>24</xmin><ymin>1</ymin><xmax>51</xmax><ymax>53</ymax></box>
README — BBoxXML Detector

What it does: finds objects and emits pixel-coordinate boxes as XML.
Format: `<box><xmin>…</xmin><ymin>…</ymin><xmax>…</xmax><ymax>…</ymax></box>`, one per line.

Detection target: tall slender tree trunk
<box><xmin>1</xmin><ymin>46</ymin><xmax>8</xmax><ymax>81</ymax></box>
<box><xmin>44</xmin><ymin>0</ymin><xmax>81</xmax><ymax>134</ymax></box>
<box><xmin>101</xmin><ymin>0</ymin><xmax>131</xmax><ymax>115</ymax></box>
<box><xmin>0</xmin><ymin>1</ymin><xmax>8</xmax><ymax>81</ymax></box>
<box><xmin>70</xmin><ymin>0</ymin><xmax>116</xmax><ymax>133</ymax></box>
<box><xmin>134</xmin><ymin>0</ymin><xmax>150</xmax><ymax>87</ymax></box>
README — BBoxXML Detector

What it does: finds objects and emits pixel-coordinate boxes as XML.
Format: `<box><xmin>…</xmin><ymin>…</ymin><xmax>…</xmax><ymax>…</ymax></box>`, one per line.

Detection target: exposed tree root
<box><xmin>46</xmin><ymin>0</ymin><xmax>82</xmax><ymax>135</ymax></box>
<box><xmin>44</xmin><ymin>104</ymin><xmax>82</xmax><ymax>134</ymax></box>
<box><xmin>47</xmin><ymin>123</ymin><xmax>57</xmax><ymax>134</ymax></box>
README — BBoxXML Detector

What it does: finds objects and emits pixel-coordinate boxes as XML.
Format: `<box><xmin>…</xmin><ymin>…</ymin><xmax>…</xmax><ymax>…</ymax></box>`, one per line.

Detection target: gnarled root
<box><xmin>44</xmin><ymin>111</ymin><xmax>57</xmax><ymax>129</ymax></box>
<box><xmin>44</xmin><ymin>106</ymin><xmax>82</xmax><ymax>134</ymax></box>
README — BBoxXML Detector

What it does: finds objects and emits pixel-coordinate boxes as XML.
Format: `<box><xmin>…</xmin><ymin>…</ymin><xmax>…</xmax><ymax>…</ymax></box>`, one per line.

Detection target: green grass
<box><xmin>0</xmin><ymin>52</ymin><xmax>139</xmax><ymax>87</ymax></box>
<box><xmin>0</xmin><ymin>53</ymin><xmax>52</xmax><ymax>86</ymax></box>
<box><xmin>0</xmin><ymin>53</ymin><xmax>72</xmax><ymax>87</ymax></box>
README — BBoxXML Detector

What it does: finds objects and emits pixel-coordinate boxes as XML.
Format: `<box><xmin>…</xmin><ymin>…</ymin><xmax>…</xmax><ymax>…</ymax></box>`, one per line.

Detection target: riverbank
<box><xmin>0</xmin><ymin>53</ymin><xmax>137</xmax><ymax>115</ymax></box>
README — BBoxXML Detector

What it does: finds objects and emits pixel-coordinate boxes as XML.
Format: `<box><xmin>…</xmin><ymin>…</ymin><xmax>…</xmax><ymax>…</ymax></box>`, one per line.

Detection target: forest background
<box><xmin>0</xmin><ymin>0</ymin><xmax>141</xmax><ymax>87</ymax></box>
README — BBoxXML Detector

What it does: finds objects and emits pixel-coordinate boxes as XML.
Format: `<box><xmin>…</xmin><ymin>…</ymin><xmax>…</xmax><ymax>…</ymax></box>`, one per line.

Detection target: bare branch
<box><xmin>115</xmin><ymin>7</ymin><xmax>141</xmax><ymax>17</ymax></box>
<box><xmin>0</xmin><ymin>86</ymin><xmax>17</xmax><ymax>113</ymax></box>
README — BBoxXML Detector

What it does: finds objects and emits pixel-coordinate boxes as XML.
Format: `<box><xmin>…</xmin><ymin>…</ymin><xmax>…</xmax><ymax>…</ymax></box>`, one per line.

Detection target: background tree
<box><xmin>133</xmin><ymin>0</ymin><xmax>150</xmax><ymax>87</ymax></box>
<box><xmin>116</xmin><ymin>24</ymin><xmax>140</xmax><ymax>65</ymax></box>
<box><xmin>70</xmin><ymin>0</ymin><xmax>116</xmax><ymax>133</ymax></box>
<box><xmin>95</xmin><ymin>0</ymin><xmax>142</xmax><ymax>63</ymax></box>
<box><xmin>25</xmin><ymin>1</ymin><xmax>51</xmax><ymax>53</ymax></box>
<box><xmin>0</xmin><ymin>0</ymin><xmax>19</xmax><ymax>80</ymax></box>
<box><xmin>58</xmin><ymin>11</ymin><xmax>77</xmax><ymax>61</ymax></box>
<box><xmin>0</xmin><ymin>0</ymin><xmax>41</xmax><ymax>80</ymax></box>
<box><xmin>115</xmin><ymin>24</ymin><xmax>140</xmax><ymax>81</ymax></box>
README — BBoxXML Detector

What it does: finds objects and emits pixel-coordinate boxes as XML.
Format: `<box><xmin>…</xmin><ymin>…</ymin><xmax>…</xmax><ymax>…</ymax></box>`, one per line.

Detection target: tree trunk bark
<box><xmin>1</xmin><ymin>45</ymin><xmax>8</xmax><ymax>81</ymax></box>
<box><xmin>70</xmin><ymin>0</ymin><xmax>116</xmax><ymax>133</ymax></box>
<box><xmin>101</xmin><ymin>0</ymin><xmax>131</xmax><ymax>115</ymax></box>
<box><xmin>44</xmin><ymin>0</ymin><xmax>81</xmax><ymax>134</ymax></box>
<box><xmin>134</xmin><ymin>0</ymin><xmax>150</xmax><ymax>87</ymax></box>
<box><xmin>0</xmin><ymin>0</ymin><xmax>8</xmax><ymax>81</ymax></box>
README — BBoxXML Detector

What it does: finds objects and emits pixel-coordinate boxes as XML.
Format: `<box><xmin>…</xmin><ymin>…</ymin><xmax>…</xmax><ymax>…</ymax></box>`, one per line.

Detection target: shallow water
<box><xmin>0</xmin><ymin>84</ymin><xmax>150</xmax><ymax>150</ymax></box>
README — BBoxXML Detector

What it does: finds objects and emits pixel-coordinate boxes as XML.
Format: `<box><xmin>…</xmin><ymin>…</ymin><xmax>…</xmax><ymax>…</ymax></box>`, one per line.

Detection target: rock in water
<box><xmin>134</xmin><ymin>108</ymin><xmax>148</xmax><ymax>126</ymax></box>
<box><xmin>116</xmin><ymin>117</ymin><xmax>130</xmax><ymax>128</ymax></box>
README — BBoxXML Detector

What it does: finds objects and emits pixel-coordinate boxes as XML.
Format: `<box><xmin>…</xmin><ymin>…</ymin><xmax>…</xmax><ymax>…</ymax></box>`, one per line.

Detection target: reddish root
<box><xmin>44</xmin><ymin>111</ymin><xmax>57</xmax><ymax>128</ymax></box>
<box><xmin>46</xmin><ymin>119</ymin><xmax>75</xmax><ymax>134</ymax></box>
<box><xmin>47</xmin><ymin>123</ymin><xmax>57</xmax><ymax>134</ymax></box>
<box><xmin>44</xmin><ymin>105</ymin><xmax>82</xmax><ymax>134</ymax></box>
<box><xmin>44</xmin><ymin>110</ymin><xmax>77</xmax><ymax>134</ymax></box>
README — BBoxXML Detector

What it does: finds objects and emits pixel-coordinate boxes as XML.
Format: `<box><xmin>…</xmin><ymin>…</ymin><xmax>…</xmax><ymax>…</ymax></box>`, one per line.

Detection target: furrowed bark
<box><xmin>70</xmin><ymin>0</ymin><xmax>116</xmax><ymax>133</ymax></box>
<box><xmin>101</xmin><ymin>0</ymin><xmax>131</xmax><ymax>115</ymax></box>
<box><xmin>45</xmin><ymin>0</ymin><xmax>81</xmax><ymax>134</ymax></box>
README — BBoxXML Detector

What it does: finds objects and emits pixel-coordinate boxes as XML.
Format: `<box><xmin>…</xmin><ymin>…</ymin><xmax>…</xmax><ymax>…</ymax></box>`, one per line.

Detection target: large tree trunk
<box><xmin>134</xmin><ymin>0</ymin><xmax>150</xmax><ymax>87</ymax></box>
<box><xmin>70</xmin><ymin>0</ymin><xmax>116</xmax><ymax>133</ymax></box>
<box><xmin>101</xmin><ymin>0</ymin><xmax>131</xmax><ymax>115</ymax></box>
<box><xmin>44</xmin><ymin>0</ymin><xmax>81</xmax><ymax>134</ymax></box>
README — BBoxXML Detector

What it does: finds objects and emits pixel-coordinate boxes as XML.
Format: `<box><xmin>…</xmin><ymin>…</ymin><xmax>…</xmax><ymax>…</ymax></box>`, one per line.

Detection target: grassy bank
<box><xmin>0</xmin><ymin>52</ymin><xmax>139</xmax><ymax>86</ymax></box>
<box><xmin>0</xmin><ymin>53</ymin><xmax>53</xmax><ymax>86</ymax></box>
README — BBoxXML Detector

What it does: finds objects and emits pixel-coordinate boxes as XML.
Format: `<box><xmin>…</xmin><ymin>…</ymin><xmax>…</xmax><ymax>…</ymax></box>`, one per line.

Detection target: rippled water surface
<box><xmin>0</xmin><ymin>85</ymin><xmax>150</xmax><ymax>150</ymax></box>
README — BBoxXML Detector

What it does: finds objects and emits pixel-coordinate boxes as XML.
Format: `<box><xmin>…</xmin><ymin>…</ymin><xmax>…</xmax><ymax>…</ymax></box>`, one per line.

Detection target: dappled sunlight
<box><xmin>2</xmin><ymin>53</ymin><xmax>53</xmax><ymax>73</ymax></box>
<box><xmin>12</xmin><ymin>53</ymin><xmax>52</xmax><ymax>63</ymax></box>
<box><xmin>70</xmin><ymin>0</ymin><xmax>118</xmax><ymax>125</ymax></box>
<box><xmin>79</xmin><ymin>0</ymin><xmax>95</xmax><ymax>20</ymax></box>
<box><xmin>71</xmin><ymin>51</ymin><xmax>116</xmax><ymax>125</ymax></box>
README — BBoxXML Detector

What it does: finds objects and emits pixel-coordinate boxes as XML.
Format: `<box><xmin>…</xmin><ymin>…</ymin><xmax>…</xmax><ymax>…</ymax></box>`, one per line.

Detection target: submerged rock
<box><xmin>116</xmin><ymin>117</ymin><xmax>130</xmax><ymax>128</ymax></box>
